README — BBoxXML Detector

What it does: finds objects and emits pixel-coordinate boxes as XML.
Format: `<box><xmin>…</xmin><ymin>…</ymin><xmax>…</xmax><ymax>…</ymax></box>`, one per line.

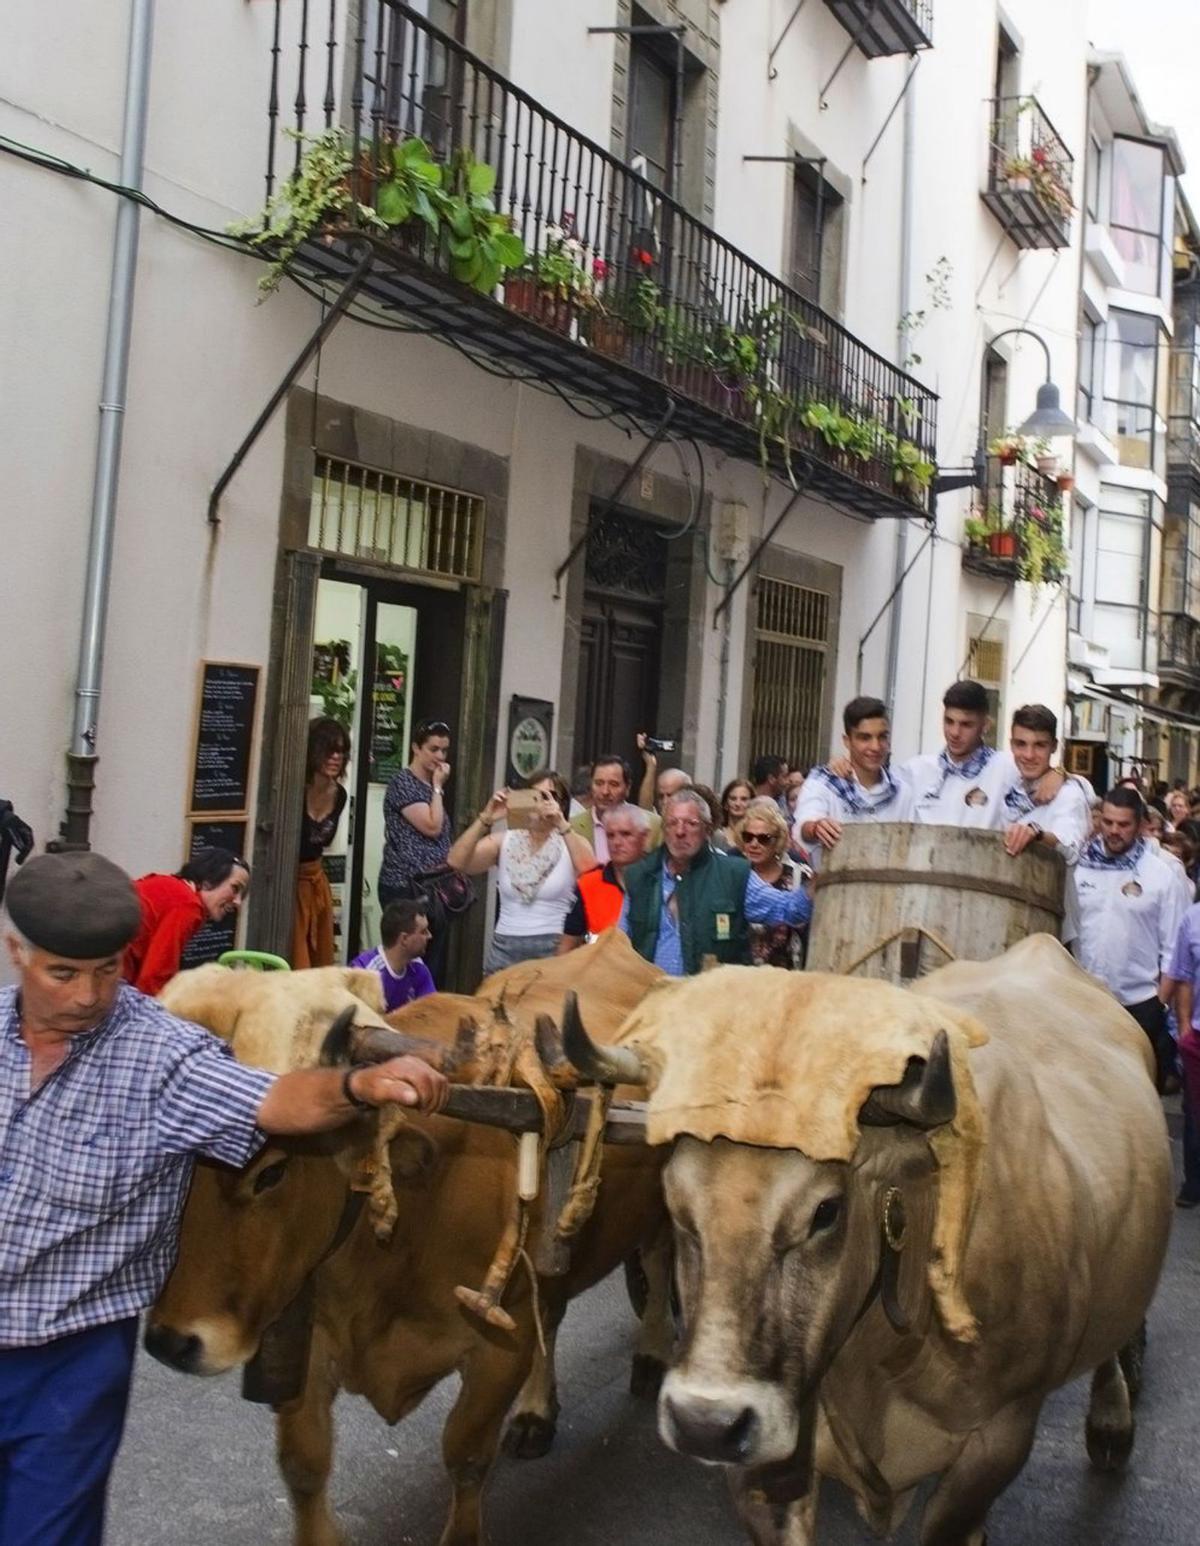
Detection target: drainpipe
<box><xmin>58</xmin><ymin>0</ymin><xmax>156</xmax><ymax>851</ymax></box>
<box><xmin>882</xmin><ymin>70</ymin><xmax>917</xmax><ymax>720</ymax></box>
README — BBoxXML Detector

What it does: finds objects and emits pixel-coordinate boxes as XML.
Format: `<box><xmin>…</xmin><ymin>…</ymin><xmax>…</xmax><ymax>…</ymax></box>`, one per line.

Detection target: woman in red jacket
<box><xmin>123</xmin><ymin>848</ymin><xmax>250</xmax><ymax>996</ymax></box>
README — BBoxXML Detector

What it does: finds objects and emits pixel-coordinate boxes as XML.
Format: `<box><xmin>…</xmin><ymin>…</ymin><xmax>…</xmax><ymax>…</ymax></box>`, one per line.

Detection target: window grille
<box><xmin>308</xmin><ymin>456</ymin><xmax>484</xmax><ymax>581</ymax></box>
<box><xmin>750</xmin><ymin>577</ymin><xmax>831</xmax><ymax>772</ymax></box>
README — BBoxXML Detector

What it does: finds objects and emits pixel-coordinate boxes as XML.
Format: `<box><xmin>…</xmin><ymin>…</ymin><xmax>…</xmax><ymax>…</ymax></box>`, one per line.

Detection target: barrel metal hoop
<box><xmin>811</xmin><ymin>866</ymin><xmax>1064</xmax><ymax>921</ymax></box>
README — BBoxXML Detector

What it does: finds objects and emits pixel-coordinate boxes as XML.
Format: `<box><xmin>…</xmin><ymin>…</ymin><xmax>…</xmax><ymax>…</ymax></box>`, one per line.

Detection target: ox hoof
<box><xmin>1086</xmin><ymin>1417</ymin><xmax>1135</xmax><ymax>1472</ymax></box>
<box><xmin>629</xmin><ymin>1354</ymin><xmax>666</xmax><ymax>1401</ymax></box>
<box><xmin>503</xmin><ymin>1412</ymin><xmax>558</xmax><ymax>1460</ymax></box>
<box><xmin>1118</xmin><ymin>1324</ymin><xmax>1147</xmax><ymax>1405</ymax></box>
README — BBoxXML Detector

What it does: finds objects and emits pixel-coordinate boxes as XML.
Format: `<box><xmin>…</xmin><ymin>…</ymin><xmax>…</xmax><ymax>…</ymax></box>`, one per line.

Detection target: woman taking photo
<box><xmin>714</xmin><ymin>778</ymin><xmax>754</xmax><ymax>852</ymax></box>
<box><xmin>124</xmin><ymin>849</ymin><xmax>250</xmax><ymax>996</ymax></box>
<box><xmin>734</xmin><ymin>797</ymin><xmax>809</xmax><ymax>970</ymax></box>
<box><xmin>294</xmin><ymin>717</ymin><xmax>350</xmax><ymax>968</ymax></box>
<box><xmin>448</xmin><ymin>771</ymin><xmax>595</xmax><ymax>974</ymax></box>
<box><xmin>379</xmin><ymin>718</ymin><xmax>454</xmax><ymax>979</ymax></box>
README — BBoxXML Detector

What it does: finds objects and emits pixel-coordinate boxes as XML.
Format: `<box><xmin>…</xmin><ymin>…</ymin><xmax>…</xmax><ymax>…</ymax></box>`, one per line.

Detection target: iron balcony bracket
<box><xmin>206</xmin><ymin>247</ymin><xmax>375</xmax><ymax>525</ymax></box>
<box><xmin>711</xmin><ymin>469</ymin><xmax>814</xmax><ymax>629</ymax></box>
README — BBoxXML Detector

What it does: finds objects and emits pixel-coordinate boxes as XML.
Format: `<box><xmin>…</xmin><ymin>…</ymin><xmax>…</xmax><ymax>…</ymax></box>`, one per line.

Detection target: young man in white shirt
<box><xmin>1000</xmin><ymin>704</ymin><xmax>1092</xmax><ymax>862</ymax></box>
<box><xmin>793</xmin><ymin>695</ymin><xmax>914</xmax><ymax>870</ymax></box>
<box><xmin>1064</xmin><ymin>785</ymin><xmax>1186</xmax><ymax>1091</ymax></box>
<box><xmin>902</xmin><ymin>679</ymin><xmax>1015</xmax><ymax>828</ymax></box>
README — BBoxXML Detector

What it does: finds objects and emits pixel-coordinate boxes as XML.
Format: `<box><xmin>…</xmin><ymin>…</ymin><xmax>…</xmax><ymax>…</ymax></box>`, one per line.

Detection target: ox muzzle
<box><xmin>658</xmin><ymin>1371</ymin><xmax>802</xmax><ymax>1468</ymax></box>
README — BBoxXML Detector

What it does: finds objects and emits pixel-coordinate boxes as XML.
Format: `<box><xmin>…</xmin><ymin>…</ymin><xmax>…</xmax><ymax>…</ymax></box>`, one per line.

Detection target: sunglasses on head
<box><xmin>416</xmin><ymin>720</ymin><xmax>450</xmax><ymax>738</ymax></box>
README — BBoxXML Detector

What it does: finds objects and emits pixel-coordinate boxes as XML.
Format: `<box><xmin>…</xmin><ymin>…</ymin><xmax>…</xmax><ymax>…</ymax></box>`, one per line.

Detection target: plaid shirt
<box><xmin>0</xmin><ymin>982</ymin><xmax>276</xmax><ymax>1347</ymax></box>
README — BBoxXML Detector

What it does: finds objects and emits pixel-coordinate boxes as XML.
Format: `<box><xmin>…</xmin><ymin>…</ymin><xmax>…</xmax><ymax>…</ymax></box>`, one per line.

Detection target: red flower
<box><xmin>633</xmin><ymin>247</ymin><xmax>654</xmax><ymax>267</ymax></box>
<box><xmin>592</xmin><ymin>257</ymin><xmax>609</xmax><ymax>280</ymax></box>
<box><xmin>1032</xmin><ymin>145</ymin><xmax>1048</xmax><ymax>166</ymax></box>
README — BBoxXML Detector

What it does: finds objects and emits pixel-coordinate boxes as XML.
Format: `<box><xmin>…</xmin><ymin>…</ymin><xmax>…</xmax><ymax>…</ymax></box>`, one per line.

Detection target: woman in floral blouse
<box><xmin>734</xmin><ymin>797</ymin><xmax>810</xmax><ymax>970</ymax></box>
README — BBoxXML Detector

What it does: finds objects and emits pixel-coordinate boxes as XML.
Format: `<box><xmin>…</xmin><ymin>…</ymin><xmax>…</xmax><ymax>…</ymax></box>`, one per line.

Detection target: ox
<box><xmin>146</xmin><ymin>934</ymin><xmax>671</xmax><ymax>1546</ymax></box>
<box><xmin>564</xmin><ymin>935</ymin><xmax>1172</xmax><ymax>1546</ymax></box>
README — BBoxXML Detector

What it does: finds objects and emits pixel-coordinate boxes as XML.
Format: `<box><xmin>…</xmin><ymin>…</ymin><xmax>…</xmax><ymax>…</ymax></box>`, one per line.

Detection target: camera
<box><xmin>643</xmin><ymin>736</ymin><xmax>677</xmax><ymax>754</ymax></box>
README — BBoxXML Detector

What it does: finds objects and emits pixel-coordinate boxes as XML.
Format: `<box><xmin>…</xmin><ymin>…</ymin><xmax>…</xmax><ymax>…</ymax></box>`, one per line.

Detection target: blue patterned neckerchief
<box><xmin>1003</xmin><ymin>780</ymin><xmax>1038</xmax><ymax>818</ymax></box>
<box><xmin>810</xmin><ymin>763</ymin><xmax>903</xmax><ymax>816</ymax></box>
<box><xmin>937</xmin><ymin>744</ymin><xmax>994</xmax><ymax>780</ymax></box>
<box><xmin>1080</xmin><ymin>835</ymin><xmax>1145</xmax><ymax>872</ymax></box>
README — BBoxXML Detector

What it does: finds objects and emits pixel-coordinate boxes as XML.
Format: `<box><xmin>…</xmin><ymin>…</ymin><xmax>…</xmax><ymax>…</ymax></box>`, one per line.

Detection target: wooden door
<box><xmin>576</xmin><ymin>600</ymin><xmax>662</xmax><ymax>771</ymax></box>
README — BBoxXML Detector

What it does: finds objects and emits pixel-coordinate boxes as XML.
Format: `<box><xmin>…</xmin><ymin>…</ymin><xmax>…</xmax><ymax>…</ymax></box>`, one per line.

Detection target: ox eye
<box><xmin>253</xmin><ymin>1159</ymin><xmax>288</xmax><ymax>1195</ymax></box>
<box><xmin>809</xmin><ymin>1198</ymin><xmax>842</xmax><ymax>1236</ymax></box>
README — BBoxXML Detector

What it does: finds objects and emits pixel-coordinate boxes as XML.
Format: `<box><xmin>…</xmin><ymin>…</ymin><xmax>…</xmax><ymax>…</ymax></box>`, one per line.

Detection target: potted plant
<box><xmin>1057</xmin><ymin>469</ymin><xmax>1075</xmax><ymax>492</ymax></box>
<box><xmin>505</xmin><ymin>213</ymin><xmax>599</xmax><ymax>335</ymax></box>
<box><xmin>987</xmin><ymin>431</ymin><xmax>1027</xmax><ymax>466</ymax></box>
<box><xmin>1030</xmin><ymin>438</ymin><xmax>1060</xmax><ymax>477</ymax></box>
<box><xmin>963</xmin><ymin>513</ymin><xmax>990</xmax><ymax>550</ymax></box>
<box><xmin>892</xmin><ymin>437</ymin><xmax>936</xmax><ymax>501</ymax></box>
<box><xmin>1019</xmin><ymin>501</ymin><xmax>1068</xmax><ymax>593</ymax></box>
<box><xmin>1003</xmin><ymin>156</ymin><xmax>1034</xmax><ymax>193</ymax></box>
<box><xmin>988</xmin><ymin>525</ymin><xmax>1017</xmax><ymax>559</ymax></box>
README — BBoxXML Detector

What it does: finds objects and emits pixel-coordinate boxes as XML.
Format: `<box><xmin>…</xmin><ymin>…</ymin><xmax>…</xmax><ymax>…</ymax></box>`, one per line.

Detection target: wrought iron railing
<box><xmin>261</xmin><ymin>1</ymin><xmax>938</xmax><ymax>512</ymax></box>
<box><xmin>984</xmin><ymin>96</ymin><xmax>1075</xmax><ymax>249</ymax></box>
<box><xmin>1160</xmin><ymin>612</ymin><xmax>1200</xmax><ymax>677</ymax></box>
<box><xmin>962</xmin><ymin>455</ymin><xmax>1067</xmax><ymax>585</ymax></box>
<box><xmin>823</xmin><ymin>0</ymin><xmax>934</xmax><ymax>57</ymax></box>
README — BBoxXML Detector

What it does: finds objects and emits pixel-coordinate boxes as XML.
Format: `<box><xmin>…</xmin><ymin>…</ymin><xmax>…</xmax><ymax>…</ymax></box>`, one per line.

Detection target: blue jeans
<box><xmin>0</xmin><ymin>1318</ymin><xmax>137</xmax><ymax>1545</ymax></box>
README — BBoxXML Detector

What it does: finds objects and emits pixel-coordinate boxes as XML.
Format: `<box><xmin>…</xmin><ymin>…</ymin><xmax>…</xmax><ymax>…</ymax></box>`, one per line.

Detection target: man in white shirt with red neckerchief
<box><xmin>1064</xmin><ymin>784</ymin><xmax>1186</xmax><ymax>1090</ymax></box>
<box><xmin>792</xmin><ymin>695</ymin><xmax>914</xmax><ymax>871</ymax></box>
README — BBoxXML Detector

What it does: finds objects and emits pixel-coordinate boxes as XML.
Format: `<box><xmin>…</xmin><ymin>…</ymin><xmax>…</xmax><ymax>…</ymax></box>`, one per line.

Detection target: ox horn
<box><xmin>858</xmin><ymin>1029</ymin><xmax>956</xmax><ymax>1129</ymax></box>
<box><xmin>350</xmin><ymin>1021</ymin><xmax>456</xmax><ymax>1072</ymax></box>
<box><xmin>561</xmin><ymin>991</ymin><xmax>649</xmax><ymax>1087</ymax></box>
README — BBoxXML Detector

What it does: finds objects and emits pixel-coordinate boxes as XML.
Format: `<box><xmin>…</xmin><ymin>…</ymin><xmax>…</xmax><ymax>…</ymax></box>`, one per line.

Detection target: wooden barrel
<box><xmin>806</xmin><ymin>823</ymin><xmax>1065</xmax><ymax>982</ymax></box>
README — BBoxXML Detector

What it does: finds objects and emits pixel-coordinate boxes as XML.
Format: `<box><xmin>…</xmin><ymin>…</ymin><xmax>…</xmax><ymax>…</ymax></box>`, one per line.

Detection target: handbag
<box><xmin>410</xmin><ymin>865</ymin><xmax>476</xmax><ymax>919</ymax></box>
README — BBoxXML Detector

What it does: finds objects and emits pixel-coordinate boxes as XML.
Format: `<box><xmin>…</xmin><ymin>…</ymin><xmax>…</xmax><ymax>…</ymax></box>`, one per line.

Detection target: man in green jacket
<box><xmin>619</xmin><ymin>789</ymin><xmax>812</xmax><ymax>976</ymax></box>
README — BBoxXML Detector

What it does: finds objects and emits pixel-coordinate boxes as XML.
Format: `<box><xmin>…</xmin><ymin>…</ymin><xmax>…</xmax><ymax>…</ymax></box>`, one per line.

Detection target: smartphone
<box><xmin>644</xmin><ymin>736</ymin><xmax>677</xmax><ymax>754</ymax></box>
<box><xmin>505</xmin><ymin>789</ymin><xmax>539</xmax><ymax>830</ymax></box>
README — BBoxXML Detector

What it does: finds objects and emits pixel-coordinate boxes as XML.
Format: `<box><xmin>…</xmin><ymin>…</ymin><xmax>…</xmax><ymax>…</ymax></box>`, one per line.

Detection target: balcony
<box><xmin>962</xmin><ymin>455</ymin><xmax>1068</xmax><ymax>586</ymax></box>
<box><xmin>1160</xmin><ymin>613</ymin><xmax>1200</xmax><ymax>683</ymax></box>
<box><xmin>982</xmin><ymin>96</ymin><xmax>1075</xmax><ymax>251</ymax></box>
<box><xmin>254</xmin><ymin>2</ymin><xmax>937</xmax><ymax>519</ymax></box>
<box><xmin>823</xmin><ymin>0</ymin><xmax>933</xmax><ymax>57</ymax></box>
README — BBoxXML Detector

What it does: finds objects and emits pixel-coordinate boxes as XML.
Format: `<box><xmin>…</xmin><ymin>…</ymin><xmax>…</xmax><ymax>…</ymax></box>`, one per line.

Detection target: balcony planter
<box><xmin>988</xmin><ymin>530</ymin><xmax>1017</xmax><ymax>559</ymax></box>
<box><xmin>1057</xmin><ymin>471</ymin><xmax>1075</xmax><ymax>492</ymax></box>
<box><xmin>503</xmin><ymin>275</ymin><xmax>573</xmax><ymax>335</ymax></box>
<box><xmin>1036</xmin><ymin>453</ymin><xmax>1059</xmax><ymax>476</ymax></box>
<box><xmin>584</xmin><ymin>313</ymin><xmax>629</xmax><ymax>361</ymax></box>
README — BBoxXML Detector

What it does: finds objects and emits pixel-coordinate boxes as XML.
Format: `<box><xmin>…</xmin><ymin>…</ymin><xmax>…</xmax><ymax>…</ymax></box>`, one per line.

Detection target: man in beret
<box><xmin>0</xmin><ymin>851</ymin><xmax>448</xmax><ymax>1545</ymax></box>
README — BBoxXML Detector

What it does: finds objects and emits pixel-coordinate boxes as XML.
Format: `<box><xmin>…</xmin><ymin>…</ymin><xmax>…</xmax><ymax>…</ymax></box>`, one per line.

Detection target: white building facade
<box><xmin>1</xmin><ymin>0</ymin><xmax>1093</xmax><ymax>979</ymax></box>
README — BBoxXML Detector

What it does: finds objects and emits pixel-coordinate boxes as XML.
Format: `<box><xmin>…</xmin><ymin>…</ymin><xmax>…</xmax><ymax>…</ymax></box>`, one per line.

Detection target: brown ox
<box><xmin>146</xmin><ymin>933</ymin><xmax>670</xmax><ymax>1546</ymax></box>
<box><xmin>564</xmin><ymin>936</ymin><xmax>1173</xmax><ymax>1546</ymax></box>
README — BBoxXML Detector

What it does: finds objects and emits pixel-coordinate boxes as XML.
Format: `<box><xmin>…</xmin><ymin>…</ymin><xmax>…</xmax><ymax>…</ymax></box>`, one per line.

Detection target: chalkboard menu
<box><xmin>179</xmin><ymin>818</ymin><xmax>248</xmax><ymax>968</ymax></box>
<box><xmin>188</xmin><ymin>662</ymin><xmax>260</xmax><ymax>814</ymax></box>
<box><xmin>368</xmin><ymin>646</ymin><xmax>409</xmax><ymax>783</ymax></box>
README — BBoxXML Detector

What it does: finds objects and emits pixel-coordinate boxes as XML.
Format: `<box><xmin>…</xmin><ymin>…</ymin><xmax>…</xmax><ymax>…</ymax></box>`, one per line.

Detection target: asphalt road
<box><xmin>110</xmin><ymin>1176</ymin><xmax>1200</xmax><ymax>1546</ymax></box>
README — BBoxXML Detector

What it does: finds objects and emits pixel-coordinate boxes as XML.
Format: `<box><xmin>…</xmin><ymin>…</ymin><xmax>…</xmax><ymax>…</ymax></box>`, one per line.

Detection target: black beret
<box><xmin>7</xmin><ymin>852</ymin><xmax>141</xmax><ymax>958</ymax></box>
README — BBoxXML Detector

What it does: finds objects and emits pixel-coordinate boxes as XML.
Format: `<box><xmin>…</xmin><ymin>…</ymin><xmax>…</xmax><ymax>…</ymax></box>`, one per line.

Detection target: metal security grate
<box><xmin>968</xmin><ymin>636</ymin><xmax>1005</xmax><ymax>683</ymax></box>
<box><xmin>751</xmin><ymin>577</ymin><xmax>831</xmax><ymax>772</ymax></box>
<box><xmin>308</xmin><ymin>456</ymin><xmax>484</xmax><ymax>581</ymax></box>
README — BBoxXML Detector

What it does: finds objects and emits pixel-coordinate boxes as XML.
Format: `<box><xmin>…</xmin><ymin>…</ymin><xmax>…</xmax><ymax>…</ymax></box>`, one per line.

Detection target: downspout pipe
<box><xmin>58</xmin><ymin>0</ymin><xmax>156</xmax><ymax>851</ymax></box>
<box><xmin>882</xmin><ymin>67</ymin><xmax>917</xmax><ymax>718</ymax></box>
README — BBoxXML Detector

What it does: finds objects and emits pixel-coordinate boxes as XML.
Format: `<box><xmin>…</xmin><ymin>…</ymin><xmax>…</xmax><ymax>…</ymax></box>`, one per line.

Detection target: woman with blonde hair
<box><xmin>734</xmin><ymin>796</ymin><xmax>809</xmax><ymax>969</ymax></box>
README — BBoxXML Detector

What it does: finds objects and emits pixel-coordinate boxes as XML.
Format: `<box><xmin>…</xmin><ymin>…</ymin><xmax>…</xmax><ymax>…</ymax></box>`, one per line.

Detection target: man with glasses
<box><xmin>618</xmin><ymin>789</ymin><xmax>811</xmax><ymax>976</ymax></box>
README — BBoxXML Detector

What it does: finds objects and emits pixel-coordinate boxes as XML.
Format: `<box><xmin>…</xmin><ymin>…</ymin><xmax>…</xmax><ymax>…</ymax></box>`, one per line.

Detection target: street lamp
<box><xmin>933</xmin><ymin>325</ymin><xmax>1074</xmax><ymax>496</ymax></box>
<box><xmin>990</xmin><ymin>327</ymin><xmax>1077</xmax><ymax>439</ymax></box>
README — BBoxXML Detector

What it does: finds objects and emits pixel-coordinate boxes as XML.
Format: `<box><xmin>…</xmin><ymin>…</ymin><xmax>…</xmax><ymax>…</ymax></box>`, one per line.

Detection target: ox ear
<box><xmin>318</xmin><ymin>1005</ymin><xmax>358</xmax><ymax>1067</ymax></box>
<box><xmin>859</xmin><ymin>1029</ymin><xmax>956</xmax><ymax>1129</ymax></box>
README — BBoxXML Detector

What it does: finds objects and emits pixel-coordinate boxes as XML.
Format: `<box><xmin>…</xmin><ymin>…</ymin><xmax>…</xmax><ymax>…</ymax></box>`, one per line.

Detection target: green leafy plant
<box><xmin>232</xmin><ymin>129</ymin><xmax>524</xmax><ymax>299</ymax></box>
<box><xmin>892</xmin><ymin>437</ymin><xmax>936</xmax><ymax>493</ymax></box>
<box><xmin>439</xmin><ymin>150</ymin><xmax>526</xmax><ymax>293</ymax></box>
<box><xmin>231</xmin><ymin>128</ymin><xmax>386</xmax><ymax>296</ymax></box>
<box><xmin>1019</xmin><ymin>500</ymin><xmax>1068</xmax><ymax>593</ymax></box>
<box><xmin>311</xmin><ymin>668</ymin><xmax>357</xmax><ymax>729</ymax></box>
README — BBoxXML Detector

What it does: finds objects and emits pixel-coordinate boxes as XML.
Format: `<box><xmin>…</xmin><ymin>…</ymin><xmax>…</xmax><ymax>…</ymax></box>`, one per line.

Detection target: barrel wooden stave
<box><xmin>806</xmin><ymin>823</ymin><xmax>1065</xmax><ymax>982</ymax></box>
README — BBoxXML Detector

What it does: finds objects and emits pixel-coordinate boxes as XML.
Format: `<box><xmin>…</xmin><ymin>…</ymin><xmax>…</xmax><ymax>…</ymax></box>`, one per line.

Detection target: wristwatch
<box><xmin>342</xmin><ymin>1065</ymin><xmax>373</xmax><ymax>1110</ymax></box>
<box><xmin>1027</xmin><ymin>822</ymin><xmax>1043</xmax><ymax>841</ymax></box>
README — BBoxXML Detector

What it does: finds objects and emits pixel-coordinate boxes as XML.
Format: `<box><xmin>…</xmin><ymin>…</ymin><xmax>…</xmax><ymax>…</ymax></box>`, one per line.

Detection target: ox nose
<box><xmin>661</xmin><ymin>1393</ymin><xmax>762</xmax><ymax>1464</ymax></box>
<box><xmin>143</xmin><ymin>1322</ymin><xmax>204</xmax><ymax>1374</ymax></box>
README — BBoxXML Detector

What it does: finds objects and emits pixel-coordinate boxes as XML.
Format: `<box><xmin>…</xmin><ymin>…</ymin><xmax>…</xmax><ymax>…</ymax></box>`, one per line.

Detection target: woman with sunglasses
<box><xmin>734</xmin><ymin>797</ymin><xmax>810</xmax><ymax>969</ymax></box>
<box><xmin>379</xmin><ymin>718</ymin><xmax>453</xmax><ymax>981</ymax></box>
<box><xmin>293</xmin><ymin>717</ymin><xmax>350</xmax><ymax>968</ymax></box>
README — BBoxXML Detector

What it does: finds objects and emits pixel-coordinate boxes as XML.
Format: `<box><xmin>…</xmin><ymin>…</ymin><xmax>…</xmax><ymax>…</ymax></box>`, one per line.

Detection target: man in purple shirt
<box><xmin>351</xmin><ymin>899</ymin><xmax>436</xmax><ymax>1012</ymax></box>
<box><xmin>1163</xmin><ymin>903</ymin><xmax>1200</xmax><ymax>1207</ymax></box>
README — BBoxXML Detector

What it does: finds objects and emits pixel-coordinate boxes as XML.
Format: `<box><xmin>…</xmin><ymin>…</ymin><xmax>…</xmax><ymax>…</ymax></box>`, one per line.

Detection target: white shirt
<box><xmin>1065</xmin><ymin>841</ymin><xmax>1187</xmax><ymax>1005</ymax></box>
<box><xmin>792</xmin><ymin>769</ymin><xmax>915</xmax><ymax>871</ymax></box>
<box><xmin>1001</xmin><ymin>774</ymin><xmax>1092</xmax><ymax>865</ymax></box>
<box><xmin>902</xmin><ymin>747</ymin><xmax>1015</xmax><ymax>829</ymax></box>
<box><xmin>496</xmin><ymin>831</ymin><xmax>578</xmax><ymax>936</ymax></box>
